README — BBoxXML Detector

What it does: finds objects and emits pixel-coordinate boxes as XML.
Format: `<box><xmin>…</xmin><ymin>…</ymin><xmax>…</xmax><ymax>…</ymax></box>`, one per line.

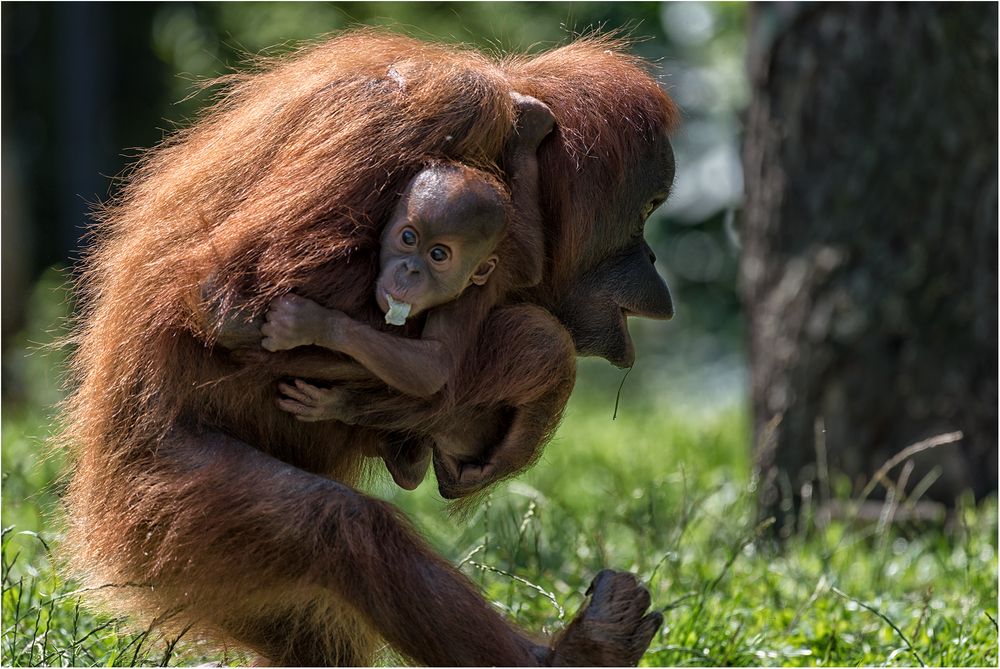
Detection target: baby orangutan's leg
<box><xmin>275</xmin><ymin>304</ymin><xmax>576</xmax><ymax>498</ymax></box>
<box><xmin>433</xmin><ymin>305</ymin><xmax>577</xmax><ymax>497</ymax></box>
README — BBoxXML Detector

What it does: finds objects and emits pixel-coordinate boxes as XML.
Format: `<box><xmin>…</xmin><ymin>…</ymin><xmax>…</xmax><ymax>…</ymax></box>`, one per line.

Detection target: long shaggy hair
<box><xmin>59</xmin><ymin>28</ymin><xmax>678</xmax><ymax>655</ymax></box>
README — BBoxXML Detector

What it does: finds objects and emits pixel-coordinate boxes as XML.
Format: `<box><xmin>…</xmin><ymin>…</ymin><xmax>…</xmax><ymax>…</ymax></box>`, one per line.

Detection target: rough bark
<box><xmin>741</xmin><ymin>3</ymin><xmax>998</xmax><ymax>530</ymax></box>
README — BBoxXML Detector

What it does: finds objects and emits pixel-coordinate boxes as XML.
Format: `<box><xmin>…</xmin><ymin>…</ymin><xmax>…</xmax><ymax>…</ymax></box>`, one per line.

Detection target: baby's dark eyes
<box><xmin>401</xmin><ymin>229</ymin><xmax>417</xmax><ymax>246</ymax></box>
<box><xmin>429</xmin><ymin>246</ymin><xmax>450</xmax><ymax>263</ymax></box>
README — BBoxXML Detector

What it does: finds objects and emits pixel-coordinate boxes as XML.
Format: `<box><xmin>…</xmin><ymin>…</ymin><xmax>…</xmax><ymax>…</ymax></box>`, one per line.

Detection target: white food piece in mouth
<box><xmin>384</xmin><ymin>294</ymin><xmax>412</xmax><ymax>326</ymax></box>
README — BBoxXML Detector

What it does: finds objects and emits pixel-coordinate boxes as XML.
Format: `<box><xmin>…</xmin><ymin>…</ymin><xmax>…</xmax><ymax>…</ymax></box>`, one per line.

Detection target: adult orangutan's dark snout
<box><xmin>556</xmin><ymin>242</ymin><xmax>674</xmax><ymax>368</ymax></box>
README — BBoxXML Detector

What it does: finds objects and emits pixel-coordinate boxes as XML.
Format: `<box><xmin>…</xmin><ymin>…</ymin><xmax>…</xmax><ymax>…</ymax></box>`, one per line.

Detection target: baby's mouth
<box><xmin>384</xmin><ymin>293</ymin><xmax>412</xmax><ymax>326</ymax></box>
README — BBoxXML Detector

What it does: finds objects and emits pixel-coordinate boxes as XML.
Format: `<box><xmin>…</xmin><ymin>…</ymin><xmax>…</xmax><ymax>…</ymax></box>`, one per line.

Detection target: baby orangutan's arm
<box><xmin>198</xmin><ymin>276</ymin><xmax>376</xmax><ymax>383</ymax></box>
<box><xmin>262</xmin><ymin>294</ymin><xmax>455</xmax><ymax>398</ymax></box>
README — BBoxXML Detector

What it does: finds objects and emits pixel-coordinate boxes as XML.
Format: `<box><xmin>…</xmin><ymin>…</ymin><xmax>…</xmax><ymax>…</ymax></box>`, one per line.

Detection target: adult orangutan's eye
<box><xmin>643</xmin><ymin>196</ymin><xmax>666</xmax><ymax>221</ymax></box>
<box><xmin>428</xmin><ymin>246</ymin><xmax>450</xmax><ymax>263</ymax></box>
<box><xmin>401</xmin><ymin>229</ymin><xmax>417</xmax><ymax>246</ymax></box>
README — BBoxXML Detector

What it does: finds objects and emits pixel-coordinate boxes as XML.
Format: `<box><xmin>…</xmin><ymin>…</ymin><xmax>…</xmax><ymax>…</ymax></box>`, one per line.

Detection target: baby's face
<box><xmin>375</xmin><ymin>166</ymin><xmax>505</xmax><ymax>324</ymax></box>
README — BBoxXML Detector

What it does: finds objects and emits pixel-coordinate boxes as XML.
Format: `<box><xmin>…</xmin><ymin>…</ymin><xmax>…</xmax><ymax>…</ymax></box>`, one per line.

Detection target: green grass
<box><xmin>3</xmin><ymin>382</ymin><xmax>997</xmax><ymax>666</ymax></box>
<box><xmin>1</xmin><ymin>279</ymin><xmax>997</xmax><ymax>665</ymax></box>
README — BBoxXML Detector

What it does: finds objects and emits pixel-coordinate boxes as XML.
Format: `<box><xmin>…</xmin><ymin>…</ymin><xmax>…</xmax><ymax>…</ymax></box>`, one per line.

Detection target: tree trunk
<box><xmin>741</xmin><ymin>3</ymin><xmax>997</xmax><ymax>531</ymax></box>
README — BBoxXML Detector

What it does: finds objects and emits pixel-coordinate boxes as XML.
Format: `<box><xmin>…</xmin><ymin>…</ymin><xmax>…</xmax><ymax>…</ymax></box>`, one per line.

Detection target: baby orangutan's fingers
<box><xmin>458</xmin><ymin>462</ymin><xmax>497</xmax><ymax>486</ymax></box>
<box><xmin>293</xmin><ymin>379</ymin><xmax>326</xmax><ymax>401</ymax></box>
<box><xmin>276</xmin><ymin>397</ymin><xmax>328</xmax><ymax>422</ymax></box>
<box><xmin>278</xmin><ymin>293</ymin><xmax>308</xmax><ymax>307</ymax></box>
<box><xmin>436</xmin><ymin>460</ymin><xmax>502</xmax><ymax>499</ymax></box>
<box><xmin>277</xmin><ymin>381</ymin><xmax>315</xmax><ymax>405</ymax></box>
<box><xmin>264</xmin><ymin>304</ymin><xmax>282</xmax><ymax>323</ymax></box>
<box><xmin>269</xmin><ymin>293</ymin><xmax>299</xmax><ymax>313</ymax></box>
<box><xmin>277</xmin><ymin>397</ymin><xmax>315</xmax><ymax>417</ymax></box>
<box><xmin>260</xmin><ymin>322</ymin><xmax>287</xmax><ymax>352</ymax></box>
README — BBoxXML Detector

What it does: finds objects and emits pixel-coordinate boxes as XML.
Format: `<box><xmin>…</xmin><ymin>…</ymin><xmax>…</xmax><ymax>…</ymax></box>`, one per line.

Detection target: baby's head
<box><xmin>376</xmin><ymin>163</ymin><xmax>510</xmax><ymax>325</ymax></box>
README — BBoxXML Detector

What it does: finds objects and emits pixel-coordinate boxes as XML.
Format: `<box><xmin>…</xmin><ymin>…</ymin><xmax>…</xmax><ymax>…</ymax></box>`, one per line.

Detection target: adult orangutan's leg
<box><xmin>222</xmin><ymin>602</ymin><xmax>378</xmax><ymax>666</ymax></box>
<box><xmin>108</xmin><ymin>424</ymin><xmax>546</xmax><ymax>666</ymax></box>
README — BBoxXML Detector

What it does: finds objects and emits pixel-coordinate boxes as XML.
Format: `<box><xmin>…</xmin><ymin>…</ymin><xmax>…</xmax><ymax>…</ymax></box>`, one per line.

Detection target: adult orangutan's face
<box><xmin>554</xmin><ymin>130</ymin><xmax>676</xmax><ymax>368</ymax></box>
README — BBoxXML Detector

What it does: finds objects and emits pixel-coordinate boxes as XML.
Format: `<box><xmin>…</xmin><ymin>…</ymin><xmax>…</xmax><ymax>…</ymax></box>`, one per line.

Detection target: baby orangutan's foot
<box><xmin>277</xmin><ymin>379</ymin><xmax>357</xmax><ymax>424</ymax></box>
<box><xmin>457</xmin><ymin>462</ymin><xmax>497</xmax><ymax>487</ymax></box>
<box><xmin>378</xmin><ymin>439</ymin><xmax>432</xmax><ymax>491</ymax></box>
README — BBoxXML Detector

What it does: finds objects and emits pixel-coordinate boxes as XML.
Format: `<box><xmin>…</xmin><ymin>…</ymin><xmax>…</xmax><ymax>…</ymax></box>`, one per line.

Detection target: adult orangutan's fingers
<box><xmin>631</xmin><ymin>582</ymin><xmax>652</xmax><ymax>615</ymax></box>
<box><xmin>637</xmin><ymin>611</ymin><xmax>663</xmax><ymax>644</ymax></box>
<box><xmin>586</xmin><ymin>569</ymin><xmax>616</xmax><ymax>597</ymax></box>
<box><xmin>631</xmin><ymin>611</ymin><xmax>663</xmax><ymax>662</ymax></box>
<box><xmin>609</xmin><ymin>573</ymin><xmax>649</xmax><ymax>617</ymax></box>
<box><xmin>604</xmin><ymin>571</ymin><xmax>639</xmax><ymax>606</ymax></box>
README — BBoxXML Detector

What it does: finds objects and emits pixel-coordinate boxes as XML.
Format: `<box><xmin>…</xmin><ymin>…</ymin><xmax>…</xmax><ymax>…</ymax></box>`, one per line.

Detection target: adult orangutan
<box><xmin>62</xmin><ymin>31</ymin><xmax>679</xmax><ymax>666</ymax></box>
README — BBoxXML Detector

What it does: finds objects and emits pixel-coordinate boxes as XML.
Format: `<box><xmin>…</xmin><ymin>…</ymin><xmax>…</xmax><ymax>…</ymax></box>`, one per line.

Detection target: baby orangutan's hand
<box><xmin>262</xmin><ymin>294</ymin><xmax>342</xmax><ymax>352</ymax></box>
<box><xmin>434</xmin><ymin>452</ymin><xmax>504</xmax><ymax>499</ymax></box>
<box><xmin>277</xmin><ymin>379</ymin><xmax>357</xmax><ymax>424</ymax></box>
<box><xmin>509</xmin><ymin>92</ymin><xmax>555</xmax><ymax>154</ymax></box>
<box><xmin>457</xmin><ymin>462</ymin><xmax>498</xmax><ymax>488</ymax></box>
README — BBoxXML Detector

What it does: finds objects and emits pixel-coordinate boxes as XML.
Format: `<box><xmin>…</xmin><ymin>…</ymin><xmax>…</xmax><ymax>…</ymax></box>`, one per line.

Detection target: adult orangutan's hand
<box><xmin>549</xmin><ymin>570</ymin><xmax>662</xmax><ymax>666</ymax></box>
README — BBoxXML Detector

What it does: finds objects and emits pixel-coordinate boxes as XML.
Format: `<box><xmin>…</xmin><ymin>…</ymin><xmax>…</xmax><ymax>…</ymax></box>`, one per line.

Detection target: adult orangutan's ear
<box><xmin>469</xmin><ymin>256</ymin><xmax>498</xmax><ymax>286</ymax></box>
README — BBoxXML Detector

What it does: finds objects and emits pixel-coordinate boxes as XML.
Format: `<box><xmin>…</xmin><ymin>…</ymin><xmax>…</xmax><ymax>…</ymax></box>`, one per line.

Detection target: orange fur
<box><xmin>61</xmin><ymin>30</ymin><xmax>678</xmax><ymax>665</ymax></box>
